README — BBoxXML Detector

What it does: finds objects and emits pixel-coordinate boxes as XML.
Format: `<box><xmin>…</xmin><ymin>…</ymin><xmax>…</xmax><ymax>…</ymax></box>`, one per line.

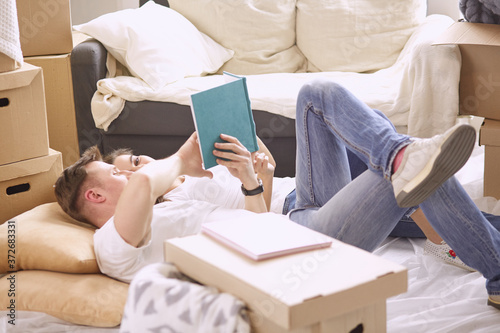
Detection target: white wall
<box><xmin>427</xmin><ymin>0</ymin><xmax>462</xmax><ymax>21</ymax></box>
<box><xmin>71</xmin><ymin>0</ymin><xmax>139</xmax><ymax>25</ymax></box>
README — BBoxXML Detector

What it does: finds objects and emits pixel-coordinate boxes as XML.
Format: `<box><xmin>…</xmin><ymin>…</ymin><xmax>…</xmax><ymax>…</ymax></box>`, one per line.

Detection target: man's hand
<box><xmin>176</xmin><ymin>132</ymin><xmax>213</xmax><ymax>179</ymax></box>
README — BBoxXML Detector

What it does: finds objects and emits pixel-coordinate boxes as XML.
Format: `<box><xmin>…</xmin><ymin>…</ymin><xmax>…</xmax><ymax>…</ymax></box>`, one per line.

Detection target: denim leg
<box><xmin>420</xmin><ymin>177</ymin><xmax>500</xmax><ymax>295</ymax></box>
<box><xmin>290</xmin><ymin>80</ymin><xmax>411</xmax><ymax>251</ymax></box>
<box><xmin>295</xmin><ymin>80</ymin><xmax>410</xmax><ymax>183</ymax></box>
<box><xmin>293</xmin><ymin>79</ymin><xmax>411</xmax><ymax>210</ymax></box>
<box><xmin>291</xmin><ymin>170</ymin><xmax>409</xmax><ymax>252</ymax></box>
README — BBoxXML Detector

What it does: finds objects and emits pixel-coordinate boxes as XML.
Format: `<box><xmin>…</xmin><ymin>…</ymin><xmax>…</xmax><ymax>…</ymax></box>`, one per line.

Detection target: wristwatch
<box><xmin>241</xmin><ymin>178</ymin><xmax>264</xmax><ymax>196</ymax></box>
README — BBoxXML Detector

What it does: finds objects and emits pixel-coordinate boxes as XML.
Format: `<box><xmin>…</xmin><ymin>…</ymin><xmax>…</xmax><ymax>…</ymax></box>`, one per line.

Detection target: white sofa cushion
<box><xmin>169</xmin><ymin>0</ymin><xmax>307</xmax><ymax>75</ymax></box>
<box><xmin>73</xmin><ymin>1</ymin><xmax>234</xmax><ymax>90</ymax></box>
<box><xmin>296</xmin><ymin>0</ymin><xmax>427</xmax><ymax>73</ymax></box>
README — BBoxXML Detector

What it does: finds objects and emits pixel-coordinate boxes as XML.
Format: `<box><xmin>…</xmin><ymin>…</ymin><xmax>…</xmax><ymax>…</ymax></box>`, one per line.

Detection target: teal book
<box><xmin>190</xmin><ymin>72</ymin><xmax>258</xmax><ymax>169</ymax></box>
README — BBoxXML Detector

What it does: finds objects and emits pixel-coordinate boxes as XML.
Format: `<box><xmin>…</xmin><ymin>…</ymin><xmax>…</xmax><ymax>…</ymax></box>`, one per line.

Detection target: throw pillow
<box><xmin>0</xmin><ymin>202</ymin><xmax>99</xmax><ymax>274</ymax></box>
<box><xmin>0</xmin><ymin>271</ymin><xmax>128</xmax><ymax>327</ymax></box>
<box><xmin>296</xmin><ymin>0</ymin><xmax>427</xmax><ymax>73</ymax></box>
<box><xmin>169</xmin><ymin>0</ymin><xmax>307</xmax><ymax>75</ymax></box>
<box><xmin>73</xmin><ymin>0</ymin><xmax>234</xmax><ymax>90</ymax></box>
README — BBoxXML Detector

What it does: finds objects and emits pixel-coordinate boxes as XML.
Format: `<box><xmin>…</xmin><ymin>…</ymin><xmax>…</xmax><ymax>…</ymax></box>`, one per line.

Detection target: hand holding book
<box><xmin>213</xmin><ymin>133</ymin><xmax>260</xmax><ymax>190</ymax></box>
<box><xmin>190</xmin><ymin>72</ymin><xmax>259</xmax><ymax>170</ymax></box>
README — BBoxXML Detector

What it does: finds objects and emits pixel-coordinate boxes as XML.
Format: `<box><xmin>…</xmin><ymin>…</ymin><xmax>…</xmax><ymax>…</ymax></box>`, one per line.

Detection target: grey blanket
<box><xmin>460</xmin><ymin>0</ymin><xmax>500</xmax><ymax>24</ymax></box>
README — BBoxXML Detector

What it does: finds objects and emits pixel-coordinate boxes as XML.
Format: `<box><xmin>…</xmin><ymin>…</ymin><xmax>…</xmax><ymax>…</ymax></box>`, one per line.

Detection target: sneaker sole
<box><xmin>396</xmin><ymin>124</ymin><xmax>476</xmax><ymax>208</ymax></box>
<box><xmin>488</xmin><ymin>297</ymin><xmax>500</xmax><ymax>310</ymax></box>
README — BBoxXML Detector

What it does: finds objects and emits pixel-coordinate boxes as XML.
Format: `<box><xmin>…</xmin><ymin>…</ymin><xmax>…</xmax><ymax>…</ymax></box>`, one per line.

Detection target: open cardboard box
<box><xmin>434</xmin><ymin>22</ymin><xmax>500</xmax><ymax>120</ymax></box>
<box><xmin>165</xmin><ymin>234</ymin><xmax>407</xmax><ymax>332</ymax></box>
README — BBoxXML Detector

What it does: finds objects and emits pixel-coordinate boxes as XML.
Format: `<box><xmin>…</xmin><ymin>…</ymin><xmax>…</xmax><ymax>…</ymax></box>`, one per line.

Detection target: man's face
<box><xmin>113</xmin><ymin>154</ymin><xmax>155</xmax><ymax>172</ymax></box>
<box><xmin>85</xmin><ymin>161</ymin><xmax>131</xmax><ymax>204</ymax></box>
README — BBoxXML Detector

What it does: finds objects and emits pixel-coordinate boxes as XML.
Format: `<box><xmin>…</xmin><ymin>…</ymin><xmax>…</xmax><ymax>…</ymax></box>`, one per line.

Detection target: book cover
<box><xmin>190</xmin><ymin>72</ymin><xmax>259</xmax><ymax>169</ymax></box>
<box><xmin>201</xmin><ymin>214</ymin><xmax>333</xmax><ymax>261</ymax></box>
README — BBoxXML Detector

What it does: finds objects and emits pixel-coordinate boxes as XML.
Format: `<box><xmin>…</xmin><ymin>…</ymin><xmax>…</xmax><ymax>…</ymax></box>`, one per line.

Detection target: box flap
<box><xmin>0</xmin><ymin>63</ymin><xmax>40</xmax><ymax>91</ymax></box>
<box><xmin>0</xmin><ymin>149</ymin><xmax>60</xmax><ymax>182</ymax></box>
<box><xmin>434</xmin><ymin>22</ymin><xmax>500</xmax><ymax>47</ymax></box>
<box><xmin>480</xmin><ymin>119</ymin><xmax>500</xmax><ymax>146</ymax></box>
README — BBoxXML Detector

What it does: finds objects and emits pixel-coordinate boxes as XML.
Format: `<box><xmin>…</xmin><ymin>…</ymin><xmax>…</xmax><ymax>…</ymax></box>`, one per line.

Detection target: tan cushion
<box><xmin>296</xmin><ymin>0</ymin><xmax>427</xmax><ymax>73</ymax></box>
<box><xmin>0</xmin><ymin>202</ymin><xmax>99</xmax><ymax>274</ymax></box>
<box><xmin>0</xmin><ymin>271</ymin><xmax>128</xmax><ymax>327</ymax></box>
<box><xmin>169</xmin><ymin>0</ymin><xmax>307</xmax><ymax>75</ymax></box>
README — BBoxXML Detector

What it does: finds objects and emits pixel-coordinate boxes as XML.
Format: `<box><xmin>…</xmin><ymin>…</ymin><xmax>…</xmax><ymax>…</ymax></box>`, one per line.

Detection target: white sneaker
<box><xmin>488</xmin><ymin>295</ymin><xmax>500</xmax><ymax>310</ymax></box>
<box><xmin>423</xmin><ymin>239</ymin><xmax>476</xmax><ymax>272</ymax></box>
<box><xmin>391</xmin><ymin>124</ymin><xmax>476</xmax><ymax>208</ymax></box>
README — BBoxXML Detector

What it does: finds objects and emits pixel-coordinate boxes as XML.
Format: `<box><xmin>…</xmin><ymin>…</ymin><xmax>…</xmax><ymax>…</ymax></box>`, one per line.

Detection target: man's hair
<box><xmin>103</xmin><ymin>147</ymin><xmax>133</xmax><ymax>164</ymax></box>
<box><xmin>54</xmin><ymin>146</ymin><xmax>103</xmax><ymax>224</ymax></box>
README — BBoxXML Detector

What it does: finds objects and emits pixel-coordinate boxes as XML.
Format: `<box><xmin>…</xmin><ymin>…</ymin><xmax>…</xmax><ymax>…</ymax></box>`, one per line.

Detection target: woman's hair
<box><xmin>102</xmin><ymin>147</ymin><xmax>133</xmax><ymax>164</ymax></box>
<box><xmin>103</xmin><ymin>147</ymin><xmax>166</xmax><ymax>205</ymax></box>
<box><xmin>54</xmin><ymin>146</ymin><xmax>103</xmax><ymax>224</ymax></box>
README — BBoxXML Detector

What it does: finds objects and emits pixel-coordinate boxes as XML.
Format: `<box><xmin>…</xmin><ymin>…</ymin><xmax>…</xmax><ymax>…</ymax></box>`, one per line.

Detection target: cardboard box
<box><xmin>479</xmin><ymin>119</ymin><xmax>500</xmax><ymax>199</ymax></box>
<box><xmin>434</xmin><ymin>22</ymin><xmax>500</xmax><ymax>120</ymax></box>
<box><xmin>165</xmin><ymin>234</ymin><xmax>407</xmax><ymax>332</ymax></box>
<box><xmin>25</xmin><ymin>54</ymin><xmax>80</xmax><ymax>168</ymax></box>
<box><xmin>0</xmin><ymin>52</ymin><xmax>19</xmax><ymax>73</ymax></box>
<box><xmin>0</xmin><ymin>149</ymin><xmax>62</xmax><ymax>223</ymax></box>
<box><xmin>0</xmin><ymin>63</ymin><xmax>49</xmax><ymax>166</ymax></box>
<box><xmin>16</xmin><ymin>0</ymin><xmax>73</xmax><ymax>57</ymax></box>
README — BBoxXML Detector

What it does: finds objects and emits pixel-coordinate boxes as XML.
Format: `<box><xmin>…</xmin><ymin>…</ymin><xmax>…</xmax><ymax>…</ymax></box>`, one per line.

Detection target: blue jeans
<box><xmin>288</xmin><ymin>80</ymin><xmax>500</xmax><ymax>295</ymax></box>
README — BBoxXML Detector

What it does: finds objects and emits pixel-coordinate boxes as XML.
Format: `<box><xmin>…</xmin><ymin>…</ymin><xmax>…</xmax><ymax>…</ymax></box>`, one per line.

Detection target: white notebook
<box><xmin>201</xmin><ymin>214</ymin><xmax>332</xmax><ymax>261</ymax></box>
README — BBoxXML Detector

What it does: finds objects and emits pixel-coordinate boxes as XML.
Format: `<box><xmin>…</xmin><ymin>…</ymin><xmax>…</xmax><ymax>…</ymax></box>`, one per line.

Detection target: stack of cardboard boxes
<box><xmin>19</xmin><ymin>0</ymin><xmax>80</xmax><ymax>169</ymax></box>
<box><xmin>435</xmin><ymin>22</ymin><xmax>500</xmax><ymax>199</ymax></box>
<box><xmin>0</xmin><ymin>0</ymin><xmax>77</xmax><ymax>222</ymax></box>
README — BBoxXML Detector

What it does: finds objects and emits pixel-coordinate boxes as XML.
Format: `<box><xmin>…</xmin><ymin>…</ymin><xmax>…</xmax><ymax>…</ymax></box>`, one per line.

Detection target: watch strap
<box><xmin>241</xmin><ymin>178</ymin><xmax>264</xmax><ymax>196</ymax></box>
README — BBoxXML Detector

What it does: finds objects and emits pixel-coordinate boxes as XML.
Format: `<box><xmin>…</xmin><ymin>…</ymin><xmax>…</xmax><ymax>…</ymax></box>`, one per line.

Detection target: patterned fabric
<box><xmin>120</xmin><ymin>263</ymin><xmax>250</xmax><ymax>333</ymax></box>
<box><xmin>0</xmin><ymin>0</ymin><xmax>23</xmax><ymax>63</ymax></box>
<box><xmin>460</xmin><ymin>0</ymin><xmax>500</xmax><ymax>24</ymax></box>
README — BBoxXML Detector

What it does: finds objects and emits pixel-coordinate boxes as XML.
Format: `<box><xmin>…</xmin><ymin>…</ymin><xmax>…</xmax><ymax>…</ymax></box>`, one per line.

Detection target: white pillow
<box><xmin>73</xmin><ymin>1</ymin><xmax>234</xmax><ymax>90</ymax></box>
<box><xmin>296</xmin><ymin>0</ymin><xmax>427</xmax><ymax>73</ymax></box>
<box><xmin>169</xmin><ymin>0</ymin><xmax>307</xmax><ymax>75</ymax></box>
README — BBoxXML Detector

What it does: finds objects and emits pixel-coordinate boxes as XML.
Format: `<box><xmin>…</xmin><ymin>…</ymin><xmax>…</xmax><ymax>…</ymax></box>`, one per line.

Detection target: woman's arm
<box><xmin>255</xmin><ymin>137</ymin><xmax>276</xmax><ymax>211</ymax></box>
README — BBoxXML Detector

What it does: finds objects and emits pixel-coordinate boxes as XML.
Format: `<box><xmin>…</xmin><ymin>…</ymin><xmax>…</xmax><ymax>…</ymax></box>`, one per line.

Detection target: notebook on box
<box><xmin>201</xmin><ymin>213</ymin><xmax>333</xmax><ymax>261</ymax></box>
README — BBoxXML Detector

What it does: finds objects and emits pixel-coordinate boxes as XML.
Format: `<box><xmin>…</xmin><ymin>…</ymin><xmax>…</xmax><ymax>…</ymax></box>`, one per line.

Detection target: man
<box><xmin>55</xmin><ymin>80</ymin><xmax>500</xmax><ymax>308</ymax></box>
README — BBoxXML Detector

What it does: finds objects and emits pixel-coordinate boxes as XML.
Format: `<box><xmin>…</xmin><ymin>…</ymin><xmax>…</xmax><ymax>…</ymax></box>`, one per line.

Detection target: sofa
<box><xmin>71</xmin><ymin>0</ymin><xmax>462</xmax><ymax>178</ymax></box>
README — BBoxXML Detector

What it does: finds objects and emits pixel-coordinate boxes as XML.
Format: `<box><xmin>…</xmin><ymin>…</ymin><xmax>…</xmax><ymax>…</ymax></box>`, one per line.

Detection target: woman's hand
<box><xmin>253</xmin><ymin>152</ymin><xmax>275</xmax><ymax>181</ymax></box>
<box><xmin>213</xmin><ymin>134</ymin><xmax>259</xmax><ymax>189</ymax></box>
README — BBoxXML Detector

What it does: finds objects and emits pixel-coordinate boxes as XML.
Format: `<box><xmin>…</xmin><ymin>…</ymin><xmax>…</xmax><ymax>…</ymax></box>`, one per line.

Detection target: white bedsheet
<box><xmin>91</xmin><ymin>15</ymin><xmax>460</xmax><ymax>138</ymax></box>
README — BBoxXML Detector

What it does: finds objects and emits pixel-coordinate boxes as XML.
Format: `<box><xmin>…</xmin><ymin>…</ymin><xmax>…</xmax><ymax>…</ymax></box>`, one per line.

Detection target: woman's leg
<box><xmin>420</xmin><ymin>177</ymin><xmax>500</xmax><ymax>296</ymax></box>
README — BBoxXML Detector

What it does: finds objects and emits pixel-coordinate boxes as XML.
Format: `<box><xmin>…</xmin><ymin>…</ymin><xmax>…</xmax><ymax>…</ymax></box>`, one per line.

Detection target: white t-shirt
<box><xmin>95</xmin><ymin>200</ymin><xmax>220</xmax><ymax>283</ymax></box>
<box><xmin>94</xmin><ymin>166</ymin><xmax>296</xmax><ymax>282</ymax></box>
<box><xmin>165</xmin><ymin>165</ymin><xmax>295</xmax><ymax>214</ymax></box>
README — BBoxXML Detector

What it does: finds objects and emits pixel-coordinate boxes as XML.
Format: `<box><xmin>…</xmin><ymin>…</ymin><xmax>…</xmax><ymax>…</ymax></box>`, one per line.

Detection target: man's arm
<box><xmin>113</xmin><ymin>133</ymin><xmax>212</xmax><ymax>247</ymax></box>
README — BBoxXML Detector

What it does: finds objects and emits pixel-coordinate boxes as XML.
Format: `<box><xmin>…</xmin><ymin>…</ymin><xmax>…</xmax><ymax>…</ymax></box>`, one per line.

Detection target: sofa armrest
<box><xmin>71</xmin><ymin>39</ymin><xmax>108</xmax><ymax>154</ymax></box>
